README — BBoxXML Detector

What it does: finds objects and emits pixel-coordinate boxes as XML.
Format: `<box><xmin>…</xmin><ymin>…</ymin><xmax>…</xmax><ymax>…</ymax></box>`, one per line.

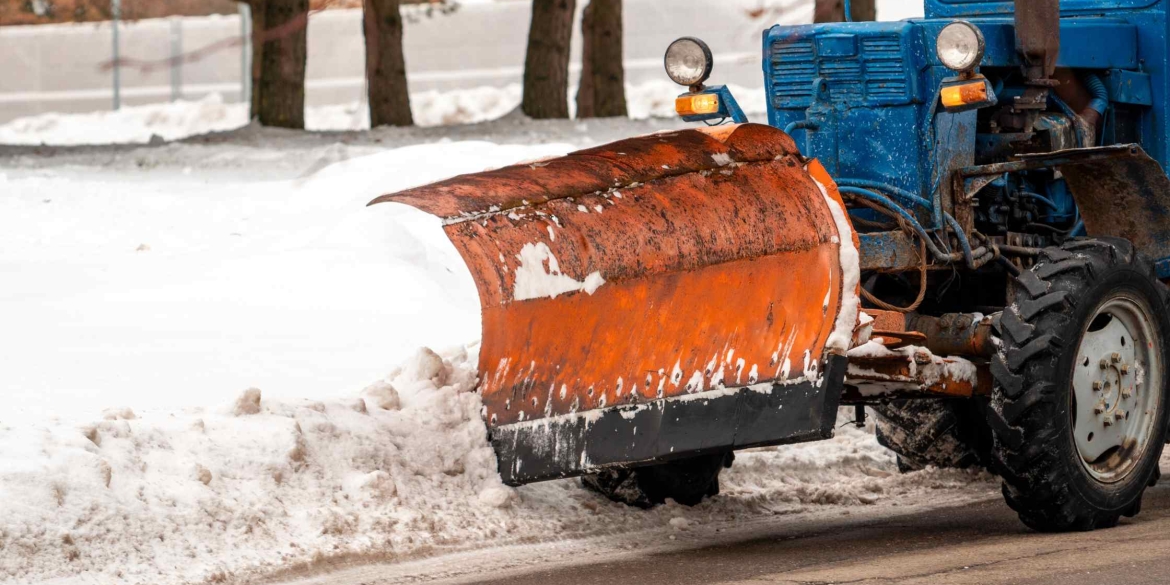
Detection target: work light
<box><xmin>936</xmin><ymin>21</ymin><xmax>985</xmax><ymax>73</ymax></box>
<box><xmin>665</xmin><ymin>37</ymin><xmax>714</xmax><ymax>88</ymax></box>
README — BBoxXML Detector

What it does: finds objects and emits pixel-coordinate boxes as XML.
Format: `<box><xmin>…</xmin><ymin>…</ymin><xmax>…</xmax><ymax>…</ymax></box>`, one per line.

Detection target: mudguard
<box><xmin>370</xmin><ymin>124</ymin><xmax>860</xmax><ymax>484</ymax></box>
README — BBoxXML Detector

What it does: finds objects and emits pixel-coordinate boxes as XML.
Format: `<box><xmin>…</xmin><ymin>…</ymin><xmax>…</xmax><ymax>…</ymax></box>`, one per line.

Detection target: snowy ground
<box><xmin>0</xmin><ymin>81</ymin><xmax>767</xmax><ymax>147</ymax></box>
<box><xmin>0</xmin><ymin>113</ymin><xmax>998</xmax><ymax>585</ymax></box>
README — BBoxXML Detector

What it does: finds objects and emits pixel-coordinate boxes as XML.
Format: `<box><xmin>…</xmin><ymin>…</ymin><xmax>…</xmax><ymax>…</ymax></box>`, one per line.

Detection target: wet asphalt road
<box><xmin>463</xmin><ymin>484</ymin><xmax>1170</xmax><ymax>585</ymax></box>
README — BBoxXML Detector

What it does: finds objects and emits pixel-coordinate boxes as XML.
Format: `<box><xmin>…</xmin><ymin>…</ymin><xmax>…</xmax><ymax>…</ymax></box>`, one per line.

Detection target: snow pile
<box><xmin>0</xmin><ymin>346</ymin><xmax>994</xmax><ymax>584</ymax></box>
<box><xmin>0</xmin><ymin>346</ymin><xmax>500</xmax><ymax>584</ymax></box>
<box><xmin>1</xmin><ymin>136</ymin><xmax>993</xmax><ymax>584</ymax></box>
<box><xmin>0</xmin><ymin>81</ymin><xmax>768</xmax><ymax>146</ymax></box>
<box><xmin>2</xmin><ymin>142</ymin><xmax>594</xmax><ymax>419</ymax></box>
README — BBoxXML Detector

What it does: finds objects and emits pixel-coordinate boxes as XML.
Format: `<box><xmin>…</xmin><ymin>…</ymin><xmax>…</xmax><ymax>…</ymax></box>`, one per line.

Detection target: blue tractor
<box><xmin>378</xmin><ymin>0</ymin><xmax>1170</xmax><ymax>532</ymax></box>
<box><xmin>664</xmin><ymin>0</ymin><xmax>1170</xmax><ymax>531</ymax></box>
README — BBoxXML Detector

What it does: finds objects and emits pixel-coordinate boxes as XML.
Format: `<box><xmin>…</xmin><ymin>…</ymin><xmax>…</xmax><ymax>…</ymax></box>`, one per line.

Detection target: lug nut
<box><xmin>1121</xmin><ymin>364</ymin><xmax>1131</xmax><ymax>375</ymax></box>
<box><xmin>1115</xmin><ymin>411</ymin><xmax>1126</xmax><ymax>421</ymax></box>
<box><xmin>1092</xmin><ymin>381</ymin><xmax>1103</xmax><ymax>391</ymax></box>
<box><xmin>1122</xmin><ymin>389</ymin><xmax>1133</xmax><ymax>399</ymax></box>
<box><xmin>1094</xmin><ymin>404</ymin><xmax>1106</xmax><ymax>414</ymax></box>
<box><xmin>1101</xmin><ymin>359</ymin><xmax>1110</xmax><ymax>370</ymax></box>
<box><xmin>1112</xmin><ymin>352</ymin><xmax>1122</xmax><ymax>363</ymax></box>
<box><xmin>1104</xmin><ymin>418</ymin><xmax>1114</xmax><ymax>427</ymax></box>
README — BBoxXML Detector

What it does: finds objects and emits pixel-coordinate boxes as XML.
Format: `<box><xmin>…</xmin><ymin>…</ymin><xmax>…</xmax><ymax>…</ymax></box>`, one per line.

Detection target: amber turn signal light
<box><xmin>940</xmin><ymin>81</ymin><xmax>989</xmax><ymax>109</ymax></box>
<box><xmin>676</xmin><ymin>93</ymin><xmax>720</xmax><ymax>117</ymax></box>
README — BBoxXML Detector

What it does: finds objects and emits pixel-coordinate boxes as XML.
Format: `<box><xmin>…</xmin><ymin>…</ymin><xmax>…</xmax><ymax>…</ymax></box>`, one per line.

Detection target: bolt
<box><xmin>1112</xmin><ymin>352</ymin><xmax>1122</xmax><ymax>363</ymax></box>
<box><xmin>1104</xmin><ymin>418</ymin><xmax>1114</xmax><ymax>427</ymax></box>
<box><xmin>1122</xmin><ymin>389</ymin><xmax>1133</xmax><ymax>399</ymax></box>
<box><xmin>1115</xmin><ymin>411</ymin><xmax>1126</xmax><ymax>421</ymax></box>
<box><xmin>1100</xmin><ymin>359</ymin><xmax>1110</xmax><ymax>370</ymax></box>
<box><xmin>1094</xmin><ymin>404</ymin><xmax>1106</xmax><ymax>414</ymax></box>
<box><xmin>1121</xmin><ymin>364</ymin><xmax>1131</xmax><ymax>375</ymax></box>
<box><xmin>1092</xmin><ymin>381</ymin><xmax>1103</xmax><ymax>391</ymax></box>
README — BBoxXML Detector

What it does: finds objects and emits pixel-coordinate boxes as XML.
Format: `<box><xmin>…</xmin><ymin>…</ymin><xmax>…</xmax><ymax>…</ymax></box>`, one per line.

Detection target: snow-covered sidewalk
<box><xmin>1</xmin><ymin>129</ymin><xmax>996</xmax><ymax>585</ymax></box>
<box><xmin>0</xmin><ymin>81</ymin><xmax>768</xmax><ymax>147</ymax></box>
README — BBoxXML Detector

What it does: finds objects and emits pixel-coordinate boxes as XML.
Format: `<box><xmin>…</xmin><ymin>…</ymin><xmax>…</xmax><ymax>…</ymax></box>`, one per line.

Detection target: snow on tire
<box><xmin>873</xmin><ymin>399</ymin><xmax>992</xmax><ymax>473</ymax></box>
<box><xmin>988</xmin><ymin>238</ymin><xmax>1170</xmax><ymax>532</ymax></box>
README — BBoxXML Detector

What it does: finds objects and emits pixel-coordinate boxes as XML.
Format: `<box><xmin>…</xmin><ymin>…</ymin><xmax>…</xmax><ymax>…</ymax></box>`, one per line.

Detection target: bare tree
<box><xmin>521</xmin><ymin>0</ymin><xmax>576</xmax><ymax>119</ymax></box>
<box><xmin>244</xmin><ymin>0</ymin><xmax>310</xmax><ymax>129</ymax></box>
<box><xmin>814</xmin><ymin>0</ymin><xmax>875</xmax><ymax>22</ymax></box>
<box><xmin>576</xmin><ymin>0</ymin><xmax>626</xmax><ymax>119</ymax></box>
<box><xmin>364</xmin><ymin>0</ymin><xmax>413</xmax><ymax>127</ymax></box>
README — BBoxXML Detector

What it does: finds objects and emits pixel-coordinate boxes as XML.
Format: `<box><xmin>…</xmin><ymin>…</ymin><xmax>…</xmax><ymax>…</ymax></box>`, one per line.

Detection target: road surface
<box><xmin>456</xmin><ymin>486</ymin><xmax>1170</xmax><ymax>585</ymax></box>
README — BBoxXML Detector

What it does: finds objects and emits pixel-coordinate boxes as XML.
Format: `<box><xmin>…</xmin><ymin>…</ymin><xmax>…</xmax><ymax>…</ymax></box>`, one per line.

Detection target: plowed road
<box><xmin>463</xmin><ymin>487</ymin><xmax>1170</xmax><ymax>585</ymax></box>
<box><xmin>294</xmin><ymin>482</ymin><xmax>1170</xmax><ymax>585</ymax></box>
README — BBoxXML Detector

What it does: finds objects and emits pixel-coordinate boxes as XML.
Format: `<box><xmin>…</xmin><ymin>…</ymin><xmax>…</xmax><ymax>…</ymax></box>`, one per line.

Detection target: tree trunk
<box><xmin>248</xmin><ymin>0</ymin><xmax>308</xmax><ymax>128</ymax></box>
<box><xmin>814</xmin><ymin>0</ymin><xmax>875</xmax><ymax>22</ymax></box>
<box><xmin>521</xmin><ymin>0</ymin><xmax>576</xmax><ymax>119</ymax></box>
<box><xmin>576</xmin><ymin>4</ymin><xmax>595</xmax><ymax>119</ymax></box>
<box><xmin>576</xmin><ymin>0</ymin><xmax>626</xmax><ymax>119</ymax></box>
<box><xmin>363</xmin><ymin>0</ymin><xmax>413</xmax><ymax>127</ymax></box>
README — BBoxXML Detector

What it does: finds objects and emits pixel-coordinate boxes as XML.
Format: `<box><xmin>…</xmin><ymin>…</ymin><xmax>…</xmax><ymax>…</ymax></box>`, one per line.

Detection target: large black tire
<box><xmin>581</xmin><ymin>452</ymin><xmax>732</xmax><ymax>508</ymax></box>
<box><xmin>988</xmin><ymin>238</ymin><xmax>1170</xmax><ymax>531</ymax></box>
<box><xmin>873</xmin><ymin>400</ymin><xmax>992</xmax><ymax>472</ymax></box>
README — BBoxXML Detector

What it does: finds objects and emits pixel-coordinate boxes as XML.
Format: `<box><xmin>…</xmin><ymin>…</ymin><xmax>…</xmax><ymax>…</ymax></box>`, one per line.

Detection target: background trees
<box><xmin>576</xmin><ymin>0</ymin><xmax>626</xmax><ymax>119</ymax></box>
<box><xmin>363</xmin><ymin>0</ymin><xmax>413</xmax><ymax>127</ymax></box>
<box><xmin>520</xmin><ymin>0</ymin><xmax>577</xmax><ymax>119</ymax></box>
<box><xmin>241</xmin><ymin>0</ymin><xmax>310</xmax><ymax>129</ymax></box>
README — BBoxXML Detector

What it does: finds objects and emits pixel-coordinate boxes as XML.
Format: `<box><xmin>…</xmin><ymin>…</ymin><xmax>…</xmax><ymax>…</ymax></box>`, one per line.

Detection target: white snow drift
<box><xmin>1</xmin><ymin>139</ymin><xmax>994</xmax><ymax>585</ymax></box>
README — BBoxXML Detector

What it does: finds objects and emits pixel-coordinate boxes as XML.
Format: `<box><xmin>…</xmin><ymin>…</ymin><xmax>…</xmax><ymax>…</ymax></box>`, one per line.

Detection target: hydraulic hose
<box><xmin>835</xmin><ymin>179</ymin><xmax>933</xmax><ymax>211</ymax></box>
<box><xmin>1084</xmin><ymin>74</ymin><xmax>1110</xmax><ymax>117</ymax></box>
<box><xmin>838</xmin><ymin>186</ymin><xmax>963</xmax><ymax>263</ymax></box>
<box><xmin>784</xmin><ymin>120</ymin><xmax>819</xmax><ymax>134</ymax></box>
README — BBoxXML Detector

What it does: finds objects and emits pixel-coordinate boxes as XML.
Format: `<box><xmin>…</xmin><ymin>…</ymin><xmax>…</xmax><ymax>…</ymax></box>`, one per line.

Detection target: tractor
<box><xmin>371</xmin><ymin>0</ymin><xmax>1170</xmax><ymax>531</ymax></box>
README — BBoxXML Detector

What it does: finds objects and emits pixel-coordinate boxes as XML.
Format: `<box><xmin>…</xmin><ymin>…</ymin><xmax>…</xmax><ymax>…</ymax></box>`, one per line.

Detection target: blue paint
<box><xmin>1157</xmin><ymin>258</ymin><xmax>1170</xmax><ymax>279</ymax></box>
<box><xmin>1106</xmin><ymin>69</ymin><xmax>1153</xmax><ymax>105</ymax></box>
<box><xmin>744</xmin><ymin>1</ymin><xmax>1170</xmax><ymax>272</ymax></box>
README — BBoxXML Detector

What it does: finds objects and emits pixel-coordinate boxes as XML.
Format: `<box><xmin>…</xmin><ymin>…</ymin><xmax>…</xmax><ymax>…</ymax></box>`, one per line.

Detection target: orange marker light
<box><xmin>940</xmin><ymin>81</ymin><xmax>990</xmax><ymax>108</ymax></box>
<box><xmin>676</xmin><ymin>94</ymin><xmax>721</xmax><ymax>117</ymax></box>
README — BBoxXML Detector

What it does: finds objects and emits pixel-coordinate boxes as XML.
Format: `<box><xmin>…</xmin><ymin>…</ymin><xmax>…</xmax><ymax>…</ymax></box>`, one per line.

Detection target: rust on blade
<box><xmin>370</xmin><ymin>124</ymin><xmax>851</xmax><ymax>428</ymax></box>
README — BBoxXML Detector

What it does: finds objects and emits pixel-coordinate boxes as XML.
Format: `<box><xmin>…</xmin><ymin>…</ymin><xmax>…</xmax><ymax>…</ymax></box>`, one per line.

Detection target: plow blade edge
<box><xmin>370</xmin><ymin>124</ymin><xmax>858</xmax><ymax>484</ymax></box>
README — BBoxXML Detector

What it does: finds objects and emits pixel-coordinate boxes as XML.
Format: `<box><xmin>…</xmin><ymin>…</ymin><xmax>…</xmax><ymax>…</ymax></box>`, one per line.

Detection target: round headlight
<box><xmin>664</xmin><ymin>37</ymin><xmax>713</xmax><ymax>87</ymax></box>
<box><xmin>936</xmin><ymin>21</ymin><xmax>985</xmax><ymax>72</ymax></box>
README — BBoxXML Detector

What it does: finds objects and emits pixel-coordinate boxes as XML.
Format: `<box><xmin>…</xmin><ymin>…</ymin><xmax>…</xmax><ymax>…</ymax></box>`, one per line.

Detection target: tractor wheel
<box><xmin>873</xmin><ymin>400</ymin><xmax>992</xmax><ymax>472</ymax></box>
<box><xmin>581</xmin><ymin>452</ymin><xmax>732</xmax><ymax>508</ymax></box>
<box><xmin>988</xmin><ymin>238</ymin><xmax>1170</xmax><ymax>531</ymax></box>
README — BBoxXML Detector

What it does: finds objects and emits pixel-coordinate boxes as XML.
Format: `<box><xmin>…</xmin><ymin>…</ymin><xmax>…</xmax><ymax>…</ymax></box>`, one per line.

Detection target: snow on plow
<box><xmin>370</xmin><ymin>124</ymin><xmax>860</xmax><ymax>484</ymax></box>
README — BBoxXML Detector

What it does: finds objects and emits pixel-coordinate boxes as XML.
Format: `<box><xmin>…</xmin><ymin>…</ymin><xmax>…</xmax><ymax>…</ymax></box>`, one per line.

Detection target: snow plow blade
<box><xmin>369</xmin><ymin>124</ymin><xmax>858</xmax><ymax>485</ymax></box>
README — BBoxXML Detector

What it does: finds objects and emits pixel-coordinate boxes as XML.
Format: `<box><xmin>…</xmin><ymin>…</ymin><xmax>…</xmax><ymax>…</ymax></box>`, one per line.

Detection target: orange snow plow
<box><xmin>371</xmin><ymin>124</ymin><xmax>862</xmax><ymax>484</ymax></box>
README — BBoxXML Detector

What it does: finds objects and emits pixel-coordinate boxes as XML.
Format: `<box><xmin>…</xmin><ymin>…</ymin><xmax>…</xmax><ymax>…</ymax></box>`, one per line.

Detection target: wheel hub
<box><xmin>1072</xmin><ymin>296</ymin><xmax>1162</xmax><ymax>483</ymax></box>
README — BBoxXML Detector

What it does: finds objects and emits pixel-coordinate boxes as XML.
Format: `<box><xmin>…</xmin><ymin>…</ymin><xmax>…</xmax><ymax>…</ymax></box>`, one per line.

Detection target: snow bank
<box><xmin>0</xmin><ymin>346</ymin><xmax>496</xmax><ymax>584</ymax></box>
<box><xmin>0</xmin><ymin>81</ymin><xmax>768</xmax><ymax>146</ymax></box>
<box><xmin>1</xmin><ymin>134</ymin><xmax>991</xmax><ymax>585</ymax></box>
<box><xmin>0</xmin><ymin>343</ymin><xmax>993</xmax><ymax>585</ymax></box>
<box><xmin>0</xmin><ymin>141</ymin><xmax>573</xmax><ymax>419</ymax></box>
